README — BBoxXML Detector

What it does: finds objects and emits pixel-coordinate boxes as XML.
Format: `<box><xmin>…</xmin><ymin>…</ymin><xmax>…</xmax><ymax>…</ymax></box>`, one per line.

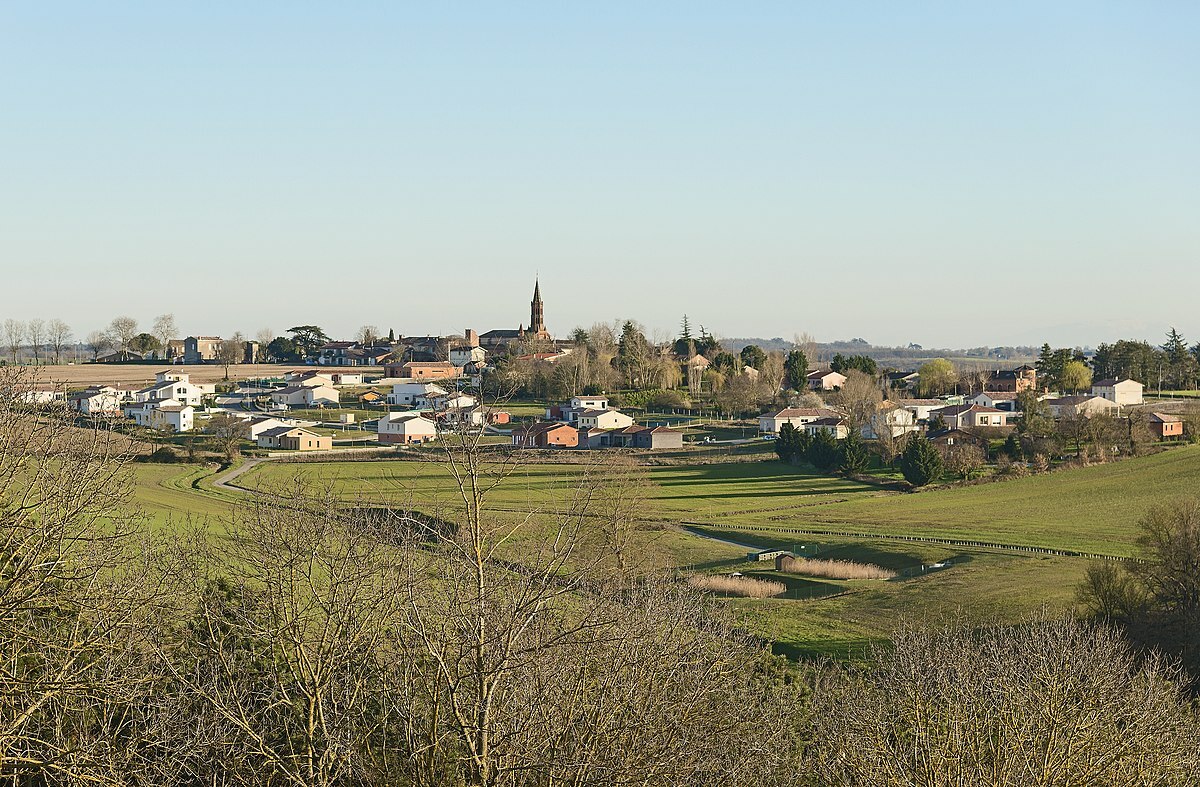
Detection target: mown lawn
<box><xmin>129</xmin><ymin>463</ymin><xmax>236</xmax><ymax>531</ymax></box>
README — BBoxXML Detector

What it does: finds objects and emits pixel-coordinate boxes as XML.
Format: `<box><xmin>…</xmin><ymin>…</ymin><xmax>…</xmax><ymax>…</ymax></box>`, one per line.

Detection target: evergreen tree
<box><xmin>784</xmin><ymin>350</ymin><xmax>809</xmax><ymax>391</ymax></box>
<box><xmin>739</xmin><ymin>344</ymin><xmax>767</xmax><ymax>371</ymax></box>
<box><xmin>1003</xmin><ymin>430</ymin><xmax>1023</xmax><ymax>460</ymax></box>
<box><xmin>838</xmin><ymin>431</ymin><xmax>870</xmax><ymax>475</ymax></box>
<box><xmin>775</xmin><ymin>423</ymin><xmax>802</xmax><ymax>462</ymax></box>
<box><xmin>899</xmin><ymin>435</ymin><xmax>943</xmax><ymax>487</ymax></box>
<box><xmin>806</xmin><ymin>429</ymin><xmax>840</xmax><ymax>472</ymax></box>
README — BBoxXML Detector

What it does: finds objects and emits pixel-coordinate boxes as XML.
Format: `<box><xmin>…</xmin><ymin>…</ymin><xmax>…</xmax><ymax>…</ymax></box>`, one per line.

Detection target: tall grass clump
<box><xmin>687</xmin><ymin>574</ymin><xmax>787</xmax><ymax>598</ymax></box>
<box><xmin>778</xmin><ymin>555</ymin><xmax>895</xmax><ymax>580</ymax></box>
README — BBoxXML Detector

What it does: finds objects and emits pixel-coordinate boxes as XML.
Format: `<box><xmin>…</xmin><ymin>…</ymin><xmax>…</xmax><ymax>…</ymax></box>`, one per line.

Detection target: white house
<box><xmin>1046</xmin><ymin>395</ymin><xmax>1121</xmax><ymax>419</ymax></box>
<box><xmin>242</xmin><ymin>416</ymin><xmax>293</xmax><ymax>439</ymax></box>
<box><xmin>6</xmin><ymin>385</ymin><xmax>64</xmax><ymax>405</ymax></box>
<box><xmin>330</xmin><ymin>372</ymin><xmax>365</xmax><ymax>386</ymax></box>
<box><xmin>932</xmin><ymin>404</ymin><xmax>1008</xmax><ymax>429</ymax></box>
<box><xmin>893</xmin><ymin>399</ymin><xmax>948</xmax><ymax>422</ymax></box>
<box><xmin>270</xmin><ymin>384</ymin><xmax>339</xmax><ymax>409</ymax></box>
<box><xmin>134</xmin><ymin>371</ymin><xmax>211</xmax><ymax>407</ymax></box>
<box><xmin>577</xmin><ymin>409</ymin><xmax>635</xmax><ymax>430</ymax></box>
<box><xmin>1092</xmin><ymin>378</ymin><xmax>1144</xmax><ymax>406</ymax></box>
<box><xmin>969</xmin><ymin>391</ymin><xmax>1021</xmax><ymax>411</ymax></box>
<box><xmin>286</xmin><ymin>371</ymin><xmax>336</xmax><ymax>388</ymax></box>
<box><xmin>124</xmin><ymin>398</ymin><xmax>194</xmax><ymax>432</ymax></box>
<box><xmin>758</xmin><ymin>407</ymin><xmax>842</xmax><ymax>434</ymax></box>
<box><xmin>807</xmin><ymin>370</ymin><xmax>847</xmax><ymax>391</ymax></box>
<box><xmin>68</xmin><ymin>386</ymin><xmax>129</xmax><ymax>416</ymax></box>
<box><xmin>861</xmin><ymin>403</ymin><xmax>919</xmax><ymax>439</ymax></box>
<box><xmin>804</xmin><ymin>417</ymin><xmax>849</xmax><ymax>439</ymax></box>
<box><xmin>388</xmin><ymin>382</ymin><xmax>449</xmax><ymax>407</ymax></box>
<box><xmin>449</xmin><ymin>345</ymin><xmax>487</xmax><ymax>367</ymax></box>
<box><xmin>377</xmin><ymin>412</ymin><xmax>439</xmax><ymax>444</ymax></box>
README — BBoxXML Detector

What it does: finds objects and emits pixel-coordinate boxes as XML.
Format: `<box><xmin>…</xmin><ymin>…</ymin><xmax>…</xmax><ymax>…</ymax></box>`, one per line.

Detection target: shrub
<box><xmin>777</xmin><ymin>556</ymin><xmax>895</xmax><ymax>580</ymax></box>
<box><xmin>687</xmin><ymin>574</ymin><xmax>786</xmax><ymax>599</ymax></box>
<box><xmin>899</xmin><ymin>435</ymin><xmax>942</xmax><ymax>487</ymax></box>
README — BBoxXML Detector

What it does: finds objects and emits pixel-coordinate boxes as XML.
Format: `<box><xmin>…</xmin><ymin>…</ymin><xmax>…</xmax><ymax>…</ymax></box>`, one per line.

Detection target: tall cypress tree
<box><xmin>899</xmin><ymin>435</ymin><xmax>943</xmax><ymax>487</ymax></box>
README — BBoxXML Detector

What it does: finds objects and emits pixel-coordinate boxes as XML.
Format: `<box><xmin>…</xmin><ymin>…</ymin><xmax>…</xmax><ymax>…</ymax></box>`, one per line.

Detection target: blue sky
<box><xmin>1</xmin><ymin>3</ymin><xmax>1197</xmax><ymax>348</ymax></box>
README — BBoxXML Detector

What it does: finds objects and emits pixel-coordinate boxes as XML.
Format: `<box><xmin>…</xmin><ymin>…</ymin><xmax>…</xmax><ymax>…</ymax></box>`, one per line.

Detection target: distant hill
<box><xmin>720</xmin><ymin>338</ymin><xmax>1038</xmax><ymax>370</ymax></box>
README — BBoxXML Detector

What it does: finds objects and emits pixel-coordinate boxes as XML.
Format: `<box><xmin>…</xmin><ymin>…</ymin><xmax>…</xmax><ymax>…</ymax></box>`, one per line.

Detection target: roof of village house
<box><xmin>1149</xmin><ymin>412</ymin><xmax>1182</xmax><ymax>423</ymax></box>
<box><xmin>934</xmin><ymin>403</ymin><xmax>1003</xmax><ymax>417</ymax></box>
<box><xmin>807</xmin><ymin>369</ymin><xmax>844</xmax><ymax>378</ymax></box>
<box><xmin>259</xmin><ymin>426</ymin><xmax>316</xmax><ymax>438</ymax></box>
<box><xmin>977</xmin><ymin>391</ymin><xmax>1020</xmax><ymax>400</ymax></box>
<box><xmin>1049</xmin><ymin>395</ymin><xmax>1114</xmax><ymax>406</ymax></box>
<box><xmin>808</xmin><ymin>416</ymin><xmax>847</xmax><ymax>426</ymax></box>
<box><xmin>765</xmin><ymin>407</ymin><xmax>841</xmax><ymax>419</ymax></box>
<box><xmin>157</xmin><ymin>405</ymin><xmax>191</xmax><ymax>413</ymax></box>
<box><xmin>272</xmin><ymin>385</ymin><xmax>310</xmax><ymax>395</ymax></box>
<box><xmin>403</xmin><ymin>361</ymin><xmax>456</xmax><ymax>367</ymax></box>
<box><xmin>1093</xmin><ymin>378</ymin><xmax>1141</xmax><ymax>387</ymax></box>
<box><xmin>894</xmin><ymin>398</ymin><xmax>946</xmax><ymax>406</ymax></box>
<box><xmin>686</xmin><ymin>354</ymin><xmax>711</xmax><ymax>366</ymax></box>
<box><xmin>515</xmin><ymin>421</ymin><xmax>576</xmax><ymax>436</ymax></box>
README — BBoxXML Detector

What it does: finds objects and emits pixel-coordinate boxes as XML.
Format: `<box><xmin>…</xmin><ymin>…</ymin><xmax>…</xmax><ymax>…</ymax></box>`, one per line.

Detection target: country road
<box><xmin>212</xmin><ymin>458</ymin><xmax>267</xmax><ymax>492</ymax></box>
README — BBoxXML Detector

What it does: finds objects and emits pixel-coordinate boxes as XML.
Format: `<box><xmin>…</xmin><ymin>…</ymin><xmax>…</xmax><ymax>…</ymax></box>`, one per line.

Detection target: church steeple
<box><xmin>530</xmin><ymin>278</ymin><xmax>546</xmax><ymax>335</ymax></box>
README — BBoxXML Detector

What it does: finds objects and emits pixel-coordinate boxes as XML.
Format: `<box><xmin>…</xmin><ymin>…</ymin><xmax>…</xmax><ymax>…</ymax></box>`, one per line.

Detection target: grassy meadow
<box><xmin>123</xmin><ymin>443</ymin><xmax>1200</xmax><ymax>659</ymax></box>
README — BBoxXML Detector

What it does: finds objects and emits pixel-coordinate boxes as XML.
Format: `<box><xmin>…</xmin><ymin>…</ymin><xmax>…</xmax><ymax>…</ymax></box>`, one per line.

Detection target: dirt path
<box><xmin>211</xmin><ymin>458</ymin><xmax>267</xmax><ymax>492</ymax></box>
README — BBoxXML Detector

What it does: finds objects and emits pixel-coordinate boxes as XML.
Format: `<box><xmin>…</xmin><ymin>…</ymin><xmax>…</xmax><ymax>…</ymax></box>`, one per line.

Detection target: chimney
<box><xmin>465</xmin><ymin>328</ymin><xmax>479</xmax><ymax>347</ymax></box>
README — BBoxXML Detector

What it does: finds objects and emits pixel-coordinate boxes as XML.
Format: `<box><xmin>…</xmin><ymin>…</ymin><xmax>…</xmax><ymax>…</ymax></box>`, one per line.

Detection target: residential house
<box><xmin>123</xmin><ymin>398</ymin><xmax>194</xmax><ymax>432</ymax></box>
<box><xmin>183</xmin><ymin>336</ymin><xmax>222</xmax><ymax>364</ymax></box>
<box><xmin>583</xmin><ymin>425</ymin><xmax>684</xmax><ymax>450</ymax></box>
<box><xmin>449</xmin><ymin>344</ymin><xmax>487</xmax><ymax>367</ymax></box>
<box><xmin>885</xmin><ymin>371</ymin><xmax>920</xmax><ymax>392</ymax></box>
<box><xmin>546</xmin><ymin>395</ymin><xmax>612</xmax><ymax>424</ymax></box>
<box><xmin>1045</xmin><ymin>395</ymin><xmax>1121</xmax><ymax>419</ymax></box>
<box><xmin>398</xmin><ymin>361</ymin><xmax>461</xmax><ymax>381</ymax></box>
<box><xmin>1149</xmin><ymin>412</ymin><xmax>1185</xmax><ymax>440</ymax></box>
<box><xmin>4</xmin><ymin>385</ymin><xmax>64</xmax><ymax>405</ymax></box>
<box><xmin>932</xmin><ymin>404</ymin><xmax>1009</xmax><ymax>429</ymax></box>
<box><xmin>512</xmin><ymin>422</ymin><xmax>579</xmax><ymax>449</ymax></box>
<box><xmin>893</xmin><ymin>398</ymin><xmax>949</xmax><ymax>422</ymax></box>
<box><xmin>758</xmin><ymin>407</ymin><xmax>842</xmax><ymax>434</ymax></box>
<box><xmin>807</xmin><ymin>370</ymin><xmax>847</xmax><ymax>391</ymax></box>
<box><xmin>286</xmin><ymin>371</ymin><xmax>335</xmax><ymax>388</ymax></box>
<box><xmin>805</xmin><ymin>417</ymin><xmax>850</xmax><ymax>439</ymax></box>
<box><xmin>242</xmin><ymin>416</ymin><xmax>293</xmax><ymax>440</ymax></box>
<box><xmin>577</xmin><ymin>408</ymin><xmax>635</xmax><ymax>430</ymax></box>
<box><xmin>270</xmin><ymin>384</ymin><xmax>339</xmax><ymax>409</ymax></box>
<box><xmin>969</xmin><ymin>391</ymin><xmax>1021</xmax><ymax>411</ymax></box>
<box><xmin>317</xmin><ymin>342</ymin><xmax>394</xmax><ymax>367</ymax></box>
<box><xmin>387</xmin><ymin>383</ymin><xmax>448</xmax><ymax>407</ymax></box>
<box><xmin>1092</xmin><ymin>378</ymin><xmax>1144</xmax><ymax>406</ymax></box>
<box><xmin>133</xmin><ymin>371</ymin><xmax>211</xmax><ymax>407</ymax></box>
<box><xmin>377</xmin><ymin>412</ymin><xmax>439</xmax><ymax>444</ymax></box>
<box><xmin>927</xmin><ymin>428</ymin><xmax>991</xmax><ymax>452</ymax></box>
<box><xmin>68</xmin><ymin>386</ymin><xmax>130</xmax><ymax>416</ymax></box>
<box><xmin>330</xmin><ymin>372</ymin><xmax>365</xmax><ymax>386</ymax></box>
<box><xmin>861</xmin><ymin>402</ymin><xmax>919</xmax><ymax>439</ymax></box>
<box><xmin>986</xmin><ymin>364</ymin><xmax>1037</xmax><ymax>393</ymax></box>
<box><xmin>256</xmin><ymin>427</ymin><xmax>332</xmax><ymax>451</ymax></box>
<box><xmin>358</xmin><ymin>390</ymin><xmax>386</xmax><ymax>406</ymax></box>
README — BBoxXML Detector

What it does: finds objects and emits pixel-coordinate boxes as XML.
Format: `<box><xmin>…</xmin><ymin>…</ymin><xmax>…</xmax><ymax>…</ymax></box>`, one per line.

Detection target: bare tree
<box><xmin>25</xmin><ymin>319</ymin><xmax>45</xmax><ymax>364</ymax></box>
<box><xmin>151</xmin><ymin>313</ymin><xmax>177</xmax><ymax>359</ymax></box>
<box><xmin>832</xmin><ymin>369</ymin><xmax>883</xmax><ymax>429</ymax></box>
<box><xmin>85</xmin><ymin>330</ymin><xmax>111</xmax><ymax>361</ymax></box>
<box><xmin>3</xmin><ymin>319</ymin><xmax>24</xmax><ymax>364</ymax></box>
<box><xmin>47</xmin><ymin>319</ymin><xmax>71</xmax><ymax>364</ymax></box>
<box><xmin>108</xmin><ymin>316</ymin><xmax>138</xmax><ymax>353</ymax></box>
<box><xmin>811</xmin><ymin>616</ymin><xmax>1200</xmax><ymax>786</ymax></box>
<box><xmin>255</xmin><ymin>327</ymin><xmax>274</xmax><ymax>361</ymax></box>
<box><xmin>205</xmin><ymin>412</ymin><xmax>250</xmax><ymax>462</ymax></box>
<box><xmin>215</xmin><ymin>333</ymin><xmax>244</xmax><ymax>380</ymax></box>
<box><xmin>356</xmin><ymin>324</ymin><xmax>378</xmax><ymax>346</ymax></box>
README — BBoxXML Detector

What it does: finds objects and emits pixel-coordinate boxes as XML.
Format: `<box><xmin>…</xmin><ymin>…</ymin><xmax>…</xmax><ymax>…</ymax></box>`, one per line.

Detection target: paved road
<box><xmin>212</xmin><ymin>458</ymin><xmax>266</xmax><ymax>492</ymax></box>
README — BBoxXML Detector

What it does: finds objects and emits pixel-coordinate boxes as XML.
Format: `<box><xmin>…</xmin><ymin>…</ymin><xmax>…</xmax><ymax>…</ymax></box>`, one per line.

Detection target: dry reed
<box><xmin>777</xmin><ymin>555</ymin><xmax>895</xmax><ymax>580</ymax></box>
<box><xmin>687</xmin><ymin>574</ymin><xmax>787</xmax><ymax>598</ymax></box>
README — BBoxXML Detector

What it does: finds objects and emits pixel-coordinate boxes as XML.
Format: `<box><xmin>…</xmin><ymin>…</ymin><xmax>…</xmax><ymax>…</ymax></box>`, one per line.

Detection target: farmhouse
<box><xmin>986</xmin><ymin>364</ymin><xmax>1037</xmax><ymax>393</ymax></box>
<box><xmin>512</xmin><ymin>422</ymin><xmax>579</xmax><ymax>449</ymax></box>
<box><xmin>1045</xmin><ymin>395</ymin><xmax>1121</xmax><ymax>419</ymax></box>
<box><xmin>256</xmin><ymin>427</ymin><xmax>332</xmax><ymax>451</ymax></box>
<box><xmin>1149</xmin><ymin>412</ymin><xmax>1184</xmax><ymax>440</ymax></box>
<box><xmin>377</xmin><ymin>412</ymin><xmax>439</xmax><ymax>444</ymax></box>
<box><xmin>1092</xmin><ymin>378</ymin><xmax>1144</xmax><ymax>406</ymax></box>
<box><xmin>183</xmin><ymin>336</ymin><xmax>222</xmax><ymax>364</ymax></box>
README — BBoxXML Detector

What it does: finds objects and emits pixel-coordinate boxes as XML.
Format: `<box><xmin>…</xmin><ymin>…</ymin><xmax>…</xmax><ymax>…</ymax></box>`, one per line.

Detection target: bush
<box><xmin>687</xmin><ymin>574</ymin><xmax>786</xmax><ymax>599</ymax></box>
<box><xmin>806</xmin><ymin>430</ymin><xmax>840</xmax><ymax>472</ymax></box>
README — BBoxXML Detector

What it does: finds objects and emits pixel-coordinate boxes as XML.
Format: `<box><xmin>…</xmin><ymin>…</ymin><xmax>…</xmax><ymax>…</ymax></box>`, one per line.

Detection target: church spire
<box><xmin>530</xmin><ymin>278</ymin><xmax>546</xmax><ymax>335</ymax></box>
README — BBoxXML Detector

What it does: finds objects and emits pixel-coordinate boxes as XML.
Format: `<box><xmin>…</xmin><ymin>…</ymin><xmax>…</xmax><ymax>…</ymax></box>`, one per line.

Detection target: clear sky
<box><xmin>2</xmin><ymin>3</ymin><xmax>1197</xmax><ymax>349</ymax></box>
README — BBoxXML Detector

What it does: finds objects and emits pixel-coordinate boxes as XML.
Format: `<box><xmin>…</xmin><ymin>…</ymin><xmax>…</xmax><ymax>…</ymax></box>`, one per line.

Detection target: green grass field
<box><xmin>124</xmin><ymin>444</ymin><xmax>1200</xmax><ymax>660</ymax></box>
